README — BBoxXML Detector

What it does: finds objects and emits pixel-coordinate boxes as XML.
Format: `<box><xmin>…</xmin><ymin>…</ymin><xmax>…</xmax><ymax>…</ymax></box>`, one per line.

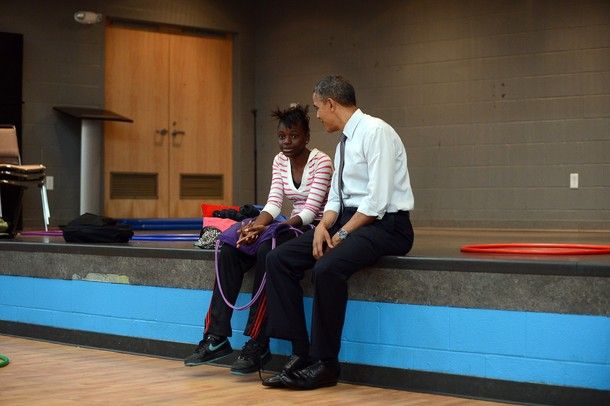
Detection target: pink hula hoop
<box><xmin>460</xmin><ymin>243</ymin><xmax>610</xmax><ymax>255</ymax></box>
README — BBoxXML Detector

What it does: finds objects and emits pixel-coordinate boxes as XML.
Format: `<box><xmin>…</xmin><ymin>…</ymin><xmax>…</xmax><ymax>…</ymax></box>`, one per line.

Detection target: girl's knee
<box><xmin>265</xmin><ymin>246</ymin><xmax>285</xmax><ymax>270</ymax></box>
<box><xmin>256</xmin><ymin>244</ymin><xmax>272</xmax><ymax>261</ymax></box>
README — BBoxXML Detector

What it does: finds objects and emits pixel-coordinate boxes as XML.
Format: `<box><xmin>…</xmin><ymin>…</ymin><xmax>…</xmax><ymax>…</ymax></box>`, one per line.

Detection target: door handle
<box><xmin>156</xmin><ymin>128</ymin><xmax>168</xmax><ymax>136</ymax></box>
<box><xmin>171</xmin><ymin>129</ymin><xmax>185</xmax><ymax>136</ymax></box>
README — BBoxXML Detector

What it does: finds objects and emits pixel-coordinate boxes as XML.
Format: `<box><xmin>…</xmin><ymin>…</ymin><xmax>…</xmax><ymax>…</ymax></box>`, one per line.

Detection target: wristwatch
<box><xmin>337</xmin><ymin>228</ymin><xmax>349</xmax><ymax>240</ymax></box>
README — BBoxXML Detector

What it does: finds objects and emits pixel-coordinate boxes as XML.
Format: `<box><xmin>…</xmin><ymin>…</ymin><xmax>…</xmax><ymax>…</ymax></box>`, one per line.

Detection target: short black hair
<box><xmin>271</xmin><ymin>104</ymin><xmax>310</xmax><ymax>134</ymax></box>
<box><xmin>313</xmin><ymin>75</ymin><xmax>356</xmax><ymax>107</ymax></box>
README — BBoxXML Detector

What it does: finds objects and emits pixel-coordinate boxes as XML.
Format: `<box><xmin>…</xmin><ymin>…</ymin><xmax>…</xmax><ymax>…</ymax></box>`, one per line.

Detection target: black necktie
<box><xmin>338</xmin><ymin>133</ymin><xmax>347</xmax><ymax>214</ymax></box>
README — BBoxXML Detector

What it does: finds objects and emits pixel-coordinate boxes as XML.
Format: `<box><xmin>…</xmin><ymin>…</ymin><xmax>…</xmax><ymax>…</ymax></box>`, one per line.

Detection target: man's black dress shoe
<box><xmin>280</xmin><ymin>360</ymin><xmax>340</xmax><ymax>390</ymax></box>
<box><xmin>262</xmin><ymin>355</ymin><xmax>312</xmax><ymax>388</ymax></box>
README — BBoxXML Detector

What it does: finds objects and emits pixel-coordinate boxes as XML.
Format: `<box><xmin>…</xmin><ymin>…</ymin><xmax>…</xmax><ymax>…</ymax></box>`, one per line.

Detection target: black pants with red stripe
<box><xmin>265</xmin><ymin>209</ymin><xmax>414</xmax><ymax>360</ymax></box>
<box><xmin>203</xmin><ymin>232</ymin><xmax>296</xmax><ymax>343</ymax></box>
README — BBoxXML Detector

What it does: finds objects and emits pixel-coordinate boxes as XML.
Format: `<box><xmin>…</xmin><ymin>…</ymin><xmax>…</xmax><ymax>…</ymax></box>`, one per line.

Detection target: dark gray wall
<box><xmin>254</xmin><ymin>0</ymin><xmax>610</xmax><ymax>230</ymax></box>
<box><xmin>0</xmin><ymin>0</ymin><xmax>255</xmax><ymax>227</ymax></box>
<box><xmin>1</xmin><ymin>0</ymin><xmax>609</xmax><ymax>230</ymax></box>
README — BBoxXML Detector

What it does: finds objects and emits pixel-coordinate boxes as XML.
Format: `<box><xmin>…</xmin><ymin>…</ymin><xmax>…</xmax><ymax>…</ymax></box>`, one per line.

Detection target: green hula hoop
<box><xmin>0</xmin><ymin>354</ymin><xmax>9</xmax><ymax>367</ymax></box>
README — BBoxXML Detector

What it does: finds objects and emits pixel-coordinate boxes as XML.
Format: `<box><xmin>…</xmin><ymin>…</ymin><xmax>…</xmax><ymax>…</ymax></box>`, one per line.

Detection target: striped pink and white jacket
<box><xmin>261</xmin><ymin>148</ymin><xmax>333</xmax><ymax>225</ymax></box>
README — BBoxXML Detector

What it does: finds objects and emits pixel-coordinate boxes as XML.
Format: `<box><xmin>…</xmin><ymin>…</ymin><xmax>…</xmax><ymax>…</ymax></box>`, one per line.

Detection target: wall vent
<box><xmin>180</xmin><ymin>174</ymin><xmax>223</xmax><ymax>199</ymax></box>
<box><xmin>110</xmin><ymin>172</ymin><xmax>158</xmax><ymax>199</ymax></box>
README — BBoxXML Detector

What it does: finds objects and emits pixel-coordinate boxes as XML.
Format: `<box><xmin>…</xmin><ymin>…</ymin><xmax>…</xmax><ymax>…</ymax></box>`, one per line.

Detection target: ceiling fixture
<box><xmin>74</xmin><ymin>11</ymin><xmax>103</xmax><ymax>24</ymax></box>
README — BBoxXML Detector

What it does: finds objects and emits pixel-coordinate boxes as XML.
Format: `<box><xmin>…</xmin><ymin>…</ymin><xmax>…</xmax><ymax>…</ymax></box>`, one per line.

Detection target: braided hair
<box><xmin>271</xmin><ymin>105</ymin><xmax>310</xmax><ymax>134</ymax></box>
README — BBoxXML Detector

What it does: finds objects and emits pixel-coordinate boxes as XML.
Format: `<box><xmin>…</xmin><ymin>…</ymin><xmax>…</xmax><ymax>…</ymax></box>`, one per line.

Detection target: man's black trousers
<box><xmin>265</xmin><ymin>209</ymin><xmax>414</xmax><ymax>360</ymax></box>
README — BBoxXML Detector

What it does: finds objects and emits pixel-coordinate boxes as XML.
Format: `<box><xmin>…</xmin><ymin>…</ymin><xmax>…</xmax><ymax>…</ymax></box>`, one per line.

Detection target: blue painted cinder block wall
<box><xmin>1</xmin><ymin>275</ymin><xmax>608</xmax><ymax>390</ymax></box>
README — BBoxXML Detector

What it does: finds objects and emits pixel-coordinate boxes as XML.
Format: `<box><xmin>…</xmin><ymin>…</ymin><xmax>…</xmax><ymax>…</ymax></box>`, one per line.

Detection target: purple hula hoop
<box><xmin>214</xmin><ymin>226</ymin><xmax>302</xmax><ymax>311</ymax></box>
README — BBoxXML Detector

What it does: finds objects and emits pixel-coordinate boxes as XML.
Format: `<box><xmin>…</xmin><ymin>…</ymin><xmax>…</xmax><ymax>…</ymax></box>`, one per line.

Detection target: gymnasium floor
<box><xmin>0</xmin><ymin>334</ymin><xmax>512</xmax><ymax>405</ymax></box>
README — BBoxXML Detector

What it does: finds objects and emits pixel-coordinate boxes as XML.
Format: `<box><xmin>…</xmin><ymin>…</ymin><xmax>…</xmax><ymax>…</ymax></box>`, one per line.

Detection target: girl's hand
<box><xmin>237</xmin><ymin>224</ymin><xmax>267</xmax><ymax>247</ymax></box>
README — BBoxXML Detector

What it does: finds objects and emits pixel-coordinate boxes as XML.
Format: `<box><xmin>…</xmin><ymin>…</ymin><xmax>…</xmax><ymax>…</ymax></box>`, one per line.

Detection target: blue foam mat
<box><xmin>132</xmin><ymin>234</ymin><xmax>198</xmax><ymax>241</ymax></box>
<box><xmin>118</xmin><ymin>218</ymin><xmax>202</xmax><ymax>231</ymax></box>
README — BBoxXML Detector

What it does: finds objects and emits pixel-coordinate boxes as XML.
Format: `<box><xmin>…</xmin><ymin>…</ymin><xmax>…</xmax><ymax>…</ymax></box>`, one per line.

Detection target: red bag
<box><xmin>200</xmin><ymin>203</ymin><xmax>239</xmax><ymax>218</ymax></box>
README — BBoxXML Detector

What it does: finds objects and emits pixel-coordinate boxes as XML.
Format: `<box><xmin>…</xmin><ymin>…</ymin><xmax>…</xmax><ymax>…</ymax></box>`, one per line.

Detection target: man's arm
<box><xmin>325</xmin><ymin>126</ymin><xmax>396</xmax><ymax>249</ymax></box>
<box><xmin>356</xmin><ymin>126</ymin><xmax>397</xmax><ymax>218</ymax></box>
<box><xmin>312</xmin><ymin>210</ymin><xmax>338</xmax><ymax>259</ymax></box>
<box><xmin>312</xmin><ymin>209</ymin><xmax>376</xmax><ymax>257</ymax></box>
<box><xmin>329</xmin><ymin>211</ymin><xmax>376</xmax><ymax>248</ymax></box>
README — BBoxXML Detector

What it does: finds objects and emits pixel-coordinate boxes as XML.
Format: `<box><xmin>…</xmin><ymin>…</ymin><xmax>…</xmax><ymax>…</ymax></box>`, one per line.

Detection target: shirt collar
<box><xmin>342</xmin><ymin>108</ymin><xmax>363</xmax><ymax>139</ymax></box>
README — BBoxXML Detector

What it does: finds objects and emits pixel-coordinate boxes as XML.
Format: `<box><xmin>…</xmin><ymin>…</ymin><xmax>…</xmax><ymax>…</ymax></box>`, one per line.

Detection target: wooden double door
<box><xmin>104</xmin><ymin>24</ymin><xmax>233</xmax><ymax>218</ymax></box>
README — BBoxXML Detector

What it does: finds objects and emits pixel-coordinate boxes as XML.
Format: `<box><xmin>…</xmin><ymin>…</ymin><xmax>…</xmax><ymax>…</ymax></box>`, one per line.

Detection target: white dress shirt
<box><xmin>324</xmin><ymin>109</ymin><xmax>414</xmax><ymax>218</ymax></box>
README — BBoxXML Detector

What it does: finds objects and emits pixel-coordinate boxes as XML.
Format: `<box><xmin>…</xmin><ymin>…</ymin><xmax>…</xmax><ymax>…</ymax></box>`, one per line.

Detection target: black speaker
<box><xmin>0</xmin><ymin>31</ymin><xmax>23</xmax><ymax>231</ymax></box>
<box><xmin>0</xmin><ymin>31</ymin><xmax>23</xmax><ymax>153</ymax></box>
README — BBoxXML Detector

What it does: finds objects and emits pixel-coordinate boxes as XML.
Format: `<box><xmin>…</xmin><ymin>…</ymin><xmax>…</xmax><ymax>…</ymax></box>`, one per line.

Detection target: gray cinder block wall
<box><xmin>0</xmin><ymin>0</ymin><xmax>255</xmax><ymax>227</ymax></box>
<box><xmin>1</xmin><ymin>0</ymin><xmax>608</xmax><ymax>230</ymax></box>
<box><xmin>254</xmin><ymin>0</ymin><xmax>610</xmax><ymax>230</ymax></box>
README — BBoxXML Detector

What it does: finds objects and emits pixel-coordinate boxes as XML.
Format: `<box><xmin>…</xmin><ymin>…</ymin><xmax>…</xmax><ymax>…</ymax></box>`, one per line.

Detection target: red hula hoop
<box><xmin>460</xmin><ymin>243</ymin><xmax>610</xmax><ymax>255</ymax></box>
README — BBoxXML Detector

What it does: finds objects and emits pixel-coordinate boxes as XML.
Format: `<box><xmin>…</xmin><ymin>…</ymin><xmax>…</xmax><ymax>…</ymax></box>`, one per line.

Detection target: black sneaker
<box><xmin>184</xmin><ymin>335</ymin><xmax>232</xmax><ymax>366</ymax></box>
<box><xmin>230</xmin><ymin>339</ymin><xmax>272</xmax><ymax>375</ymax></box>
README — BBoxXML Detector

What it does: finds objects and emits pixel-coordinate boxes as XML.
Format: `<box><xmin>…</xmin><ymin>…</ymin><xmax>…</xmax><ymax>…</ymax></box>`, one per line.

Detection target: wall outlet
<box><xmin>46</xmin><ymin>176</ymin><xmax>54</xmax><ymax>191</ymax></box>
<box><xmin>570</xmin><ymin>173</ymin><xmax>578</xmax><ymax>189</ymax></box>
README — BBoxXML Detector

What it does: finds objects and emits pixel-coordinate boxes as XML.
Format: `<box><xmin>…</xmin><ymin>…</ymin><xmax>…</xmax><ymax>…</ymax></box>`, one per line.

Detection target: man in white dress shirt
<box><xmin>263</xmin><ymin>75</ymin><xmax>415</xmax><ymax>390</ymax></box>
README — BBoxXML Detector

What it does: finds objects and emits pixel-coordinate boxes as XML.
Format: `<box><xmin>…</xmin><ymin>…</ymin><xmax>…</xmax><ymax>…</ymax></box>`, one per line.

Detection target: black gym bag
<box><xmin>61</xmin><ymin>213</ymin><xmax>134</xmax><ymax>243</ymax></box>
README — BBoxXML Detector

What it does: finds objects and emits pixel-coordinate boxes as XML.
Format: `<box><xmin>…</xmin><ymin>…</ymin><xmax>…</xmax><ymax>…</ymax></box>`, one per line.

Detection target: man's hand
<box><xmin>330</xmin><ymin>233</ymin><xmax>344</xmax><ymax>248</ymax></box>
<box><xmin>313</xmin><ymin>223</ymin><xmax>333</xmax><ymax>259</ymax></box>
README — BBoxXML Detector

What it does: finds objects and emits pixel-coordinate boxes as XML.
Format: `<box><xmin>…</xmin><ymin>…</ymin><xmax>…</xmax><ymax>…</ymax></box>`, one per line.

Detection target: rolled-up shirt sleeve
<box><xmin>357</xmin><ymin>127</ymin><xmax>396</xmax><ymax>218</ymax></box>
